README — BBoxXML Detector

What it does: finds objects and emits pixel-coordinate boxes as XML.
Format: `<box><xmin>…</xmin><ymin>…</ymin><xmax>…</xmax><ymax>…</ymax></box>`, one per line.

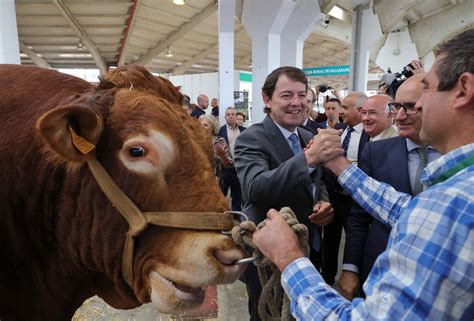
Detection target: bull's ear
<box><xmin>37</xmin><ymin>105</ymin><xmax>104</xmax><ymax>162</ymax></box>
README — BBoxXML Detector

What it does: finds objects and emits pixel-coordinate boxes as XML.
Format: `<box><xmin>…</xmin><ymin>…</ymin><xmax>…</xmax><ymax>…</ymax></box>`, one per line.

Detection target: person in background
<box><xmin>252</xmin><ymin>29</ymin><xmax>474</xmax><ymax>320</ymax></box>
<box><xmin>339</xmin><ymin>73</ymin><xmax>441</xmax><ymax>300</ymax></box>
<box><xmin>182</xmin><ymin>94</ymin><xmax>192</xmax><ymax>116</ymax></box>
<box><xmin>320</xmin><ymin>91</ymin><xmax>369</xmax><ymax>285</ymax></box>
<box><xmin>361</xmin><ymin>94</ymin><xmax>398</xmax><ymax>141</ymax></box>
<box><xmin>191</xmin><ymin>94</ymin><xmax>209</xmax><ymax>119</ymax></box>
<box><xmin>320</xmin><ymin>98</ymin><xmax>343</xmax><ymax>129</ymax></box>
<box><xmin>301</xmin><ymin>87</ymin><xmax>324</xmax><ymax>135</ymax></box>
<box><xmin>211</xmin><ymin>98</ymin><xmax>219</xmax><ymax>118</ymax></box>
<box><xmin>236</xmin><ymin>112</ymin><xmax>246</xmax><ymax>127</ymax></box>
<box><xmin>218</xmin><ymin>107</ymin><xmax>246</xmax><ymax>211</ymax></box>
<box><xmin>198</xmin><ymin>114</ymin><xmax>233</xmax><ymax>184</ymax></box>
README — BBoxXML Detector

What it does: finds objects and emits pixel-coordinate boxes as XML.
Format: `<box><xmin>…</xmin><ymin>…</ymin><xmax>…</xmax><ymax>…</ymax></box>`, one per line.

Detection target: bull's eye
<box><xmin>128</xmin><ymin>147</ymin><xmax>146</xmax><ymax>157</ymax></box>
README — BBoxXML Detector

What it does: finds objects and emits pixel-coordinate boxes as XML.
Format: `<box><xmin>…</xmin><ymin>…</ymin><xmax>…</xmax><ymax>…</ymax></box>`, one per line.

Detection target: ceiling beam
<box><xmin>18</xmin><ymin>41</ymin><xmax>51</xmax><ymax>68</ymax></box>
<box><xmin>51</xmin><ymin>0</ymin><xmax>108</xmax><ymax>74</ymax></box>
<box><xmin>171</xmin><ymin>27</ymin><xmax>246</xmax><ymax>75</ymax></box>
<box><xmin>117</xmin><ymin>0</ymin><xmax>140</xmax><ymax>66</ymax></box>
<box><xmin>133</xmin><ymin>1</ymin><xmax>217</xmax><ymax>65</ymax></box>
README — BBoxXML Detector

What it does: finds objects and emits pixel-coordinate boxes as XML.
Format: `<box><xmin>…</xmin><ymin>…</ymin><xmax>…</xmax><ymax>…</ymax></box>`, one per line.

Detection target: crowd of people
<box><xmin>179</xmin><ymin>29</ymin><xmax>473</xmax><ymax>321</ymax></box>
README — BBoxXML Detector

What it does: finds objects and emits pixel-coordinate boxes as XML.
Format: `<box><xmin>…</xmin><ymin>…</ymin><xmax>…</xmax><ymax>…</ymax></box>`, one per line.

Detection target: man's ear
<box><xmin>37</xmin><ymin>105</ymin><xmax>104</xmax><ymax>162</ymax></box>
<box><xmin>453</xmin><ymin>72</ymin><xmax>474</xmax><ymax>110</ymax></box>
<box><xmin>262</xmin><ymin>93</ymin><xmax>271</xmax><ymax>109</ymax></box>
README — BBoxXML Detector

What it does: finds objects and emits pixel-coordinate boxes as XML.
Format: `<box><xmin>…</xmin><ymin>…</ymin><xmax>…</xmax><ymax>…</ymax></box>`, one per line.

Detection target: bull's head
<box><xmin>36</xmin><ymin>65</ymin><xmax>247</xmax><ymax>314</ymax></box>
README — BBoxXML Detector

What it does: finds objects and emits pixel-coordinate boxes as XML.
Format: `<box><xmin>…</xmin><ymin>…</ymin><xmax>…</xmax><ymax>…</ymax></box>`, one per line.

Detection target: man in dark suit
<box><xmin>234</xmin><ymin>66</ymin><xmax>340</xmax><ymax>320</ymax></box>
<box><xmin>303</xmin><ymin>87</ymin><xmax>324</xmax><ymax>134</ymax></box>
<box><xmin>319</xmin><ymin>98</ymin><xmax>345</xmax><ymax>129</ymax></box>
<box><xmin>218</xmin><ymin>107</ymin><xmax>246</xmax><ymax>211</ymax></box>
<box><xmin>190</xmin><ymin>94</ymin><xmax>208</xmax><ymax>119</ymax></box>
<box><xmin>320</xmin><ymin>92</ymin><xmax>370</xmax><ymax>285</ymax></box>
<box><xmin>339</xmin><ymin>73</ymin><xmax>441</xmax><ymax>300</ymax></box>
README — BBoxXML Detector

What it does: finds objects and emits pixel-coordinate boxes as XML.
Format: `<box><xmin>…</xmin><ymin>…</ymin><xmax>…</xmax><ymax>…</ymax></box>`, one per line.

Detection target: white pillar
<box><xmin>218</xmin><ymin>0</ymin><xmax>236</xmax><ymax>125</ymax></box>
<box><xmin>241</xmin><ymin>0</ymin><xmax>295</xmax><ymax>123</ymax></box>
<box><xmin>0</xmin><ymin>0</ymin><xmax>20</xmax><ymax>64</ymax></box>
<box><xmin>280</xmin><ymin>0</ymin><xmax>323</xmax><ymax>68</ymax></box>
<box><xmin>349</xmin><ymin>5</ymin><xmax>383</xmax><ymax>92</ymax></box>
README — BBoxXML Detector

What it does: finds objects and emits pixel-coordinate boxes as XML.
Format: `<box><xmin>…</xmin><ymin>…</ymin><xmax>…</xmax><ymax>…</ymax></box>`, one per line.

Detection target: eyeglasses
<box><xmin>388</xmin><ymin>102</ymin><xmax>421</xmax><ymax>115</ymax></box>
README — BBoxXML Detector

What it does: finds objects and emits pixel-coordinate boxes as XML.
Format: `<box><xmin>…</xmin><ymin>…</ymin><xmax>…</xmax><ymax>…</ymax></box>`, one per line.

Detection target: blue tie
<box><xmin>289</xmin><ymin>133</ymin><xmax>321</xmax><ymax>251</ymax></box>
<box><xmin>288</xmin><ymin>133</ymin><xmax>302</xmax><ymax>155</ymax></box>
<box><xmin>342</xmin><ymin>126</ymin><xmax>354</xmax><ymax>157</ymax></box>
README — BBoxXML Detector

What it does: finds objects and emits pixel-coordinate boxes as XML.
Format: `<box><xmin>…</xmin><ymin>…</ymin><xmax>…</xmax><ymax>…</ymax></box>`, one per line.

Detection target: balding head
<box><xmin>393</xmin><ymin>74</ymin><xmax>425</xmax><ymax>144</ymax></box>
<box><xmin>197</xmin><ymin>94</ymin><xmax>209</xmax><ymax>109</ymax></box>
<box><xmin>361</xmin><ymin>94</ymin><xmax>394</xmax><ymax>137</ymax></box>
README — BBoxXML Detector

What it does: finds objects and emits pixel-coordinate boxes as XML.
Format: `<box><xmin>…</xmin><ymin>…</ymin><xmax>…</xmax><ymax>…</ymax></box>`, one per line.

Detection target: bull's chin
<box><xmin>148</xmin><ymin>271</ymin><xmax>206</xmax><ymax>314</ymax></box>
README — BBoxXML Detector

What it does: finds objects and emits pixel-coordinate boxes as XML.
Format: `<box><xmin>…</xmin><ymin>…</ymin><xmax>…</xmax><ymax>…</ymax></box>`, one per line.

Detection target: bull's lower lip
<box><xmin>150</xmin><ymin>271</ymin><xmax>205</xmax><ymax>303</ymax></box>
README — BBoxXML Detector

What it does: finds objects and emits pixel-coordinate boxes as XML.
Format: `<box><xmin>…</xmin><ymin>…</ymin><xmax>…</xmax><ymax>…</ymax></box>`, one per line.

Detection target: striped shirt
<box><xmin>281</xmin><ymin>143</ymin><xmax>474</xmax><ymax>320</ymax></box>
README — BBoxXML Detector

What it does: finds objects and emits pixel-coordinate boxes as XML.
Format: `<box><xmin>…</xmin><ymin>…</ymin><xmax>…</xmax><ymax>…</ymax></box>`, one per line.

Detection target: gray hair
<box><xmin>351</xmin><ymin>92</ymin><xmax>368</xmax><ymax>108</ymax></box>
<box><xmin>198</xmin><ymin>114</ymin><xmax>219</xmax><ymax>135</ymax></box>
<box><xmin>434</xmin><ymin>29</ymin><xmax>474</xmax><ymax>91</ymax></box>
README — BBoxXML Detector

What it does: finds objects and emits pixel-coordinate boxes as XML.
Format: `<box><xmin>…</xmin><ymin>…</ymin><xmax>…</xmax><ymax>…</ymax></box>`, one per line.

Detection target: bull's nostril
<box><xmin>214</xmin><ymin>249</ymin><xmax>245</xmax><ymax>265</ymax></box>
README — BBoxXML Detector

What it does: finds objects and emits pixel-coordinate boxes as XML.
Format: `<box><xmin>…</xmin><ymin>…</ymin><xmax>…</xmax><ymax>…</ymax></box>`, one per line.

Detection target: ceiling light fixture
<box><xmin>77</xmin><ymin>42</ymin><xmax>85</xmax><ymax>51</ymax></box>
<box><xmin>173</xmin><ymin>0</ymin><xmax>186</xmax><ymax>5</ymax></box>
<box><xmin>328</xmin><ymin>5</ymin><xmax>344</xmax><ymax>20</ymax></box>
<box><xmin>165</xmin><ymin>46</ymin><xmax>173</xmax><ymax>57</ymax></box>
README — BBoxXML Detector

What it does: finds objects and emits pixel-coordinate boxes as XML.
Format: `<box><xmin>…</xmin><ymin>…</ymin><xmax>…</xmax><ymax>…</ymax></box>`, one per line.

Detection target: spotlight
<box><xmin>173</xmin><ymin>0</ymin><xmax>185</xmax><ymax>5</ymax></box>
<box><xmin>165</xmin><ymin>46</ymin><xmax>173</xmax><ymax>57</ymax></box>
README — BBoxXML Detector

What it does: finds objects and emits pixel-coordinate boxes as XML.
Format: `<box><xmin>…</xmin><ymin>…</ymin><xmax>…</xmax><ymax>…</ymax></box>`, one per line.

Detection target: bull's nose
<box><xmin>214</xmin><ymin>248</ymin><xmax>246</xmax><ymax>265</ymax></box>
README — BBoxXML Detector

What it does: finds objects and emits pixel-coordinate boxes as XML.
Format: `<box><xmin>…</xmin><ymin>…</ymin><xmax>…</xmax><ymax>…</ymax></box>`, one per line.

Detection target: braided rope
<box><xmin>232</xmin><ymin>207</ymin><xmax>309</xmax><ymax>321</ymax></box>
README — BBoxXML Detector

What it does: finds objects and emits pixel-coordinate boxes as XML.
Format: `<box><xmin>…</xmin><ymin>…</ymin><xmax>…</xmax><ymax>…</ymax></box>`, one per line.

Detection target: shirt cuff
<box><xmin>281</xmin><ymin>257</ymin><xmax>325</xmax><ymax>300</ymax></box>
<box><xmin>342</xmin><ymin>263</ymin><xmax>359</xmax><ymax>273</ymax></box>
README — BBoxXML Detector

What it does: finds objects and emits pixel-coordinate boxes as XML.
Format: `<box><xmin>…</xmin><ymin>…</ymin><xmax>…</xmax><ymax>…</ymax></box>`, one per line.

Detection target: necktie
<box><xmin>413</xmin><ymin>147</ymin><xmax>428</xmax><ymax>195</ymax></box>
<box><xmin>342</xmin><ymin>126</ymin><xmax>354</xmax><ymax>157</ymax></box>
<box><xmin>288</xmin><ymin>133</ymin><xmax>302</xmax><ymax>155</ymax></box>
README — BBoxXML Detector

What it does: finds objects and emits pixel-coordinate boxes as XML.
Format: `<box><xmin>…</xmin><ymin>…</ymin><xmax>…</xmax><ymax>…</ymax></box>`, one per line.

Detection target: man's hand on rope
<box><xmin>252</xmin><ymin>209</ymin><xmax>305</xmax><ymax>272</ymax></box>
<box><xmin>309</xmin><ymin>200</ymin><xmax>334</xmax><ymax>226</ymax></box>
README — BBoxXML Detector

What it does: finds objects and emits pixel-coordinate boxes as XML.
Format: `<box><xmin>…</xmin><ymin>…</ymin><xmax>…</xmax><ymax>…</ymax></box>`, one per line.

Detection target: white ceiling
<box><xmin>15</xmin><ymin>0</ymin><xmax>465</xmax><ymax>89</ymax></box>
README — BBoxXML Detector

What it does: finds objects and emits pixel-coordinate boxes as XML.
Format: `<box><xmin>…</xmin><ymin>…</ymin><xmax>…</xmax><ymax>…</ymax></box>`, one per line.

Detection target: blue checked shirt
<box><xmin>281</xmin><ymin>143</ymin><xmax>474</xmax><ymax>320</ymax></box>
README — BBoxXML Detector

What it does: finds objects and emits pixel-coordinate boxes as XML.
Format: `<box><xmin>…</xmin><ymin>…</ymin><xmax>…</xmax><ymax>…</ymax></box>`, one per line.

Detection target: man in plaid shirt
<box><xmin>252</xmin><ymin>29</ymin><xmax>474</xmax><ymax>320</ymax></box>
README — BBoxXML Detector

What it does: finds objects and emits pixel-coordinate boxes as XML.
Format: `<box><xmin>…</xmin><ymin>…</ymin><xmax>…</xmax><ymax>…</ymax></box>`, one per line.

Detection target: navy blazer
<box><xmin>343</xmin><ymin>136</ymin><xmax>412</xmax><ymax>284</ymax></box>
<box><xmin>218</xmin><ymin>124</ymin><xmax>246</xmax><ymax>145</ymax></box>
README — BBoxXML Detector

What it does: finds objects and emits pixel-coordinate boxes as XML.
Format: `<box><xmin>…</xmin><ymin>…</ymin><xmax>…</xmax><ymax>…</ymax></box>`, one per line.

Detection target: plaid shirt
<box><xmin>282</xmin><ymin>143</ymin><xmax>474</xmax><ymax>320</ymax></box>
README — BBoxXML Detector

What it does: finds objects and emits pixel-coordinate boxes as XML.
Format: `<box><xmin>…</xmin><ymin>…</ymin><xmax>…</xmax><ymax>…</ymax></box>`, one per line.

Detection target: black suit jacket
<box><xmin>343</xmin><ymin>136</ymin><xmax>412</xmax><ymax>283</ymax></box>
<box><xmin>234</xmin><ymin>116</ymin><xmax>329</xmax><ymax>244</ymax></box>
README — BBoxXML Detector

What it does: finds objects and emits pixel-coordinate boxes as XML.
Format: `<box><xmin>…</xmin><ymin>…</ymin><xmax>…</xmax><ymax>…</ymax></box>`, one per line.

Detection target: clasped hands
<box><xmin>304</xmin><ymin>128</ymin><xmax>344</xmax><ymax>167</ymax></box>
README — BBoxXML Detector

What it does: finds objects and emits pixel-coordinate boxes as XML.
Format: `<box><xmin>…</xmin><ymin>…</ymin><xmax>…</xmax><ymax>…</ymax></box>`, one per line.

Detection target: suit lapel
<box><xmin>262</xmin><ymin>116</ymin><xmax>294</xmax><ymax>161</ymax></box>
<box><xmin>390</xmin><ymin>137</ymin><xmax>412</xmax><ymax>194</ymax></box>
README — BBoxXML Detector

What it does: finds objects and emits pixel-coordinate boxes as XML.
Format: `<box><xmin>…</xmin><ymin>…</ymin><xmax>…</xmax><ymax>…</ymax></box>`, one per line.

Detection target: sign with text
<box><xmin>303</xmin><ymin>65</ymin><xmax>350</xmax><ymax>77</ymax></box>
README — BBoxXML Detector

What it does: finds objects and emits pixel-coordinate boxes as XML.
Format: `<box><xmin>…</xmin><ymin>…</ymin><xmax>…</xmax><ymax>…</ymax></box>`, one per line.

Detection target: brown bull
<box><xmin>0</xmin><ymin>64</ymin><xmax>246</xmax><ymax>320</ymax></box>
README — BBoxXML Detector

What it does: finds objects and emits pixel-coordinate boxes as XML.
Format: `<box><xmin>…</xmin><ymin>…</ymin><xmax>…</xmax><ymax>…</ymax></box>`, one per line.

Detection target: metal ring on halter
<box><xmin>221</xmin><ymin>211</ymin><xmax>249</xmax><ymax>235</ymax></box>
<box><xmin>233</xmin><ymin>256</ymin><xmax>256</xmax><ymax>265</ymax></box>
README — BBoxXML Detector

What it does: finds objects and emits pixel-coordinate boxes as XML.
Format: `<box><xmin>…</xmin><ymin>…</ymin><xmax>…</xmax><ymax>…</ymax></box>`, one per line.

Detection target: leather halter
<box><xmin>69</xmin><ymin>127</ymin><xmax>235</xmax><ymax>288</ymax></box>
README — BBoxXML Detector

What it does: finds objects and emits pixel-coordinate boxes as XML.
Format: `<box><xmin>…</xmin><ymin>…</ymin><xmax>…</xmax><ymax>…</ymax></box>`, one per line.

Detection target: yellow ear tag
<box><xmin>68</xmin><ymin>126</ymin><xmax>96</xmax><ymax>155</ymax></box>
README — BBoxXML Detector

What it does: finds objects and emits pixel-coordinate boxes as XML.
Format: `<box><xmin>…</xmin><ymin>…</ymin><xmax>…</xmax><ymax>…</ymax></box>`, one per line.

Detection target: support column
<box><xmin>218</xmin><ymin>0</ymin><xmax>236</xmax><ymax>125</ymax></box>
<box><xmin>349</xmin><ymin>5</ymin><xmax>383</xmax><ymax>92</ymax></box>
<box><xmin>0</xmin><ymin>0</ymin><xmax>20</xmax><ymax>64</ymax></box>
<box><xmin>240</xmin><ymin>0</ymin><xmax>295</xmax><ymax>123</ymax></box>
<box><xmin>280</xmin><ymin>0</ymin><xmax>323</xmax><ymax>68</ymax></box>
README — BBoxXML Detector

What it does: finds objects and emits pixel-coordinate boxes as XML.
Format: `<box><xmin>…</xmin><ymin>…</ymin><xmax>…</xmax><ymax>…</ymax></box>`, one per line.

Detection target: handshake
<box><xmin>304</xmin><ymin>128</ymin><xmax>351</xmax><ymax>176</ymax></box>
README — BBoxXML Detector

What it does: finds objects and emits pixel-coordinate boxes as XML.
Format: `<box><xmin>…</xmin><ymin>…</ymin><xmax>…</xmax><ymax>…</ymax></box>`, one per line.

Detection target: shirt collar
<box><xmin>274</xmin><ymin>121</ymin><xmax>298</xmax><ymax>140</ymax></box>
<box><xmin>423</xmin><ymin>143</ymin><xmax>474</xmax><ymax>187</ymax></box>
<box><xmin>352</xmin><ymin>122</ymin><xmax>363</xmax><ymax>133</ymax></box>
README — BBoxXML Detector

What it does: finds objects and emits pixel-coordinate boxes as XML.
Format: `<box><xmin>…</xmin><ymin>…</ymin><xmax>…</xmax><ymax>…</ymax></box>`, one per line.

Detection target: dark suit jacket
<box><xmin>343</xmin><ymin>136</ymin><xmax>412</xmax><ymax>283</ymax></box>
<box><xmin>218</xmin><ymin>124</ymin><xmax>246</xmax><ymax>144</ymax></box>
<box><xmin>190</xmin><ymin>107</ymin><xmax>205</xmax><ymax>119</ymax></box>
<box><xmin>323</xmin><ymin>128</ymin><xmax>370</xmax><ymax>193</ymax></box>
<box><xmin>234</xmin><ymin>116</ymin><xmax>329</xmax><ymax>244</ymax></box>
<box><xmin>318</xmin><ymin>121</ymin><xmax>347</xmax><ymax>130</ymax></box>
